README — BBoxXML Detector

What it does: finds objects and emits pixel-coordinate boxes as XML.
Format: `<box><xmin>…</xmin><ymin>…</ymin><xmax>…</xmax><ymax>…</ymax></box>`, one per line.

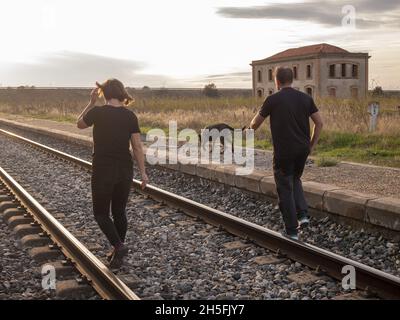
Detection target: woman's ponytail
<box><xmin>96</xmin><ymin>78</ymin><xmax>134</xmax><ymax>106</ymax></box>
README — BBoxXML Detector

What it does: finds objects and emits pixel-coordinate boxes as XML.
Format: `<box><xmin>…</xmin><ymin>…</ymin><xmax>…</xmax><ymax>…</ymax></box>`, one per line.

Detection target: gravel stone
<box><xmin>1</xmin><ymin>128</ymin><xmax>398</xmax><ymax>300</ymax></box>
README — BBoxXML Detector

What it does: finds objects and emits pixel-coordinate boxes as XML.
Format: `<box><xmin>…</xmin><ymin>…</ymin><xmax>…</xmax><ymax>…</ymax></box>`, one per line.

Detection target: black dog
<box><xmin>198</xmin><ymin>123</ymin><xmax>246</xmax><ymax>153</ymax></box>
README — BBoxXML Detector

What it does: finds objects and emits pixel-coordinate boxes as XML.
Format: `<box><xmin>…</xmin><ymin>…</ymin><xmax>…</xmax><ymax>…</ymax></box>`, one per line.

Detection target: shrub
<box><xmin>203</xmin><ymin>83</ymin><xmax>219</xmax><ymax>98</ymax></box>
<box><xmin>372</xmin><ymin>86</ymin><xmax>384</xmax><ymax>97</ymax></box>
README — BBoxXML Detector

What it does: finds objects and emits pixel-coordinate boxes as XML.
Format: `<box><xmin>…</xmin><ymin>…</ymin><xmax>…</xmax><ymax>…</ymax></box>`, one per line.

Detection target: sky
<box><xmin>0</xmin><ymin>0</ymin><xmax>399</xmax><ymax>89</ymax></box>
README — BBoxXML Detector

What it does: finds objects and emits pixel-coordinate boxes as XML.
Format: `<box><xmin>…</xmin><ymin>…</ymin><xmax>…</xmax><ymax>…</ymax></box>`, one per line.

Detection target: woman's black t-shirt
<box><xmin>83</xmin><ymin>105</ymin><xmax>140</xmax><ymax>166</ymax></box>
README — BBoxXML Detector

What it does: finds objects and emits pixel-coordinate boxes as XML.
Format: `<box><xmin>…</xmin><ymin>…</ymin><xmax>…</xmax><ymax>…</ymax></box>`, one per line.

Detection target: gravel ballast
<box><xmin>1</xmin><ymin>126</ymin><xmax>399</xmax><ymax>279</ymax></box>
<box><xmin>0</xmin><ymin>132</ymin><xmax>353</xmax><ymax>300</ymax></box>
<box><xmin>0</xmin><ymin>209</ymin><xmax>55</xmax><ymax>300</ymax></box>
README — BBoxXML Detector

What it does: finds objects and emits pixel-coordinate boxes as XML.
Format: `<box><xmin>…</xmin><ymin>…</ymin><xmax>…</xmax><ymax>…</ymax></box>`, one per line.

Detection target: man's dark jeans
<box><xmin>91</xmin><ymin>159</ymin><xmax>133</xmax><ymax>247</ymax></box>
<box><xmin>273</xmin><ymin>150</ymin><xmax>309</xmax><ymax>235</ymax></box>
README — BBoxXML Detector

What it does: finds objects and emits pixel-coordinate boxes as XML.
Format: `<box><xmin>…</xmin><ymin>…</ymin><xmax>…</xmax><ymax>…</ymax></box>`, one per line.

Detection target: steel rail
<box><xmin>0</xmin><ymin>164</ymin><xmax>139</xmax><ymax>300</ymax></box>
<box><xmin>1</xmin><ymin>128</ymin><xmax>400</xmax><ymax>299</ymax></box>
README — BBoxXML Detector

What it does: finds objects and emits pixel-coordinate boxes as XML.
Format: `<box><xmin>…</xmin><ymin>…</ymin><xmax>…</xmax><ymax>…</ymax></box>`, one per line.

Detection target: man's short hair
<box><xmin>275</xmin><ymin>67</ymin><xmax>293</xmax><ymax>84</ymax></box>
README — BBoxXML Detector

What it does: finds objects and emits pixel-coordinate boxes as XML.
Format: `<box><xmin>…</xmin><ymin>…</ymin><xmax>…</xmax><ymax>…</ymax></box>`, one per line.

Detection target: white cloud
<box><xmin>0</xmin><ymin>0</ymin><xmax>399</xmax><ymax>89</ymax></box>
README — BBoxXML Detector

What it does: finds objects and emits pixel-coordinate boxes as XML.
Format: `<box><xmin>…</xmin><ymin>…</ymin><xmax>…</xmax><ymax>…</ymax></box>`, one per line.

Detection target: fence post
<box><xmin>368</xmin><ymin>102</ymin><xmax>379</xmax><ymax>132</ymax></box>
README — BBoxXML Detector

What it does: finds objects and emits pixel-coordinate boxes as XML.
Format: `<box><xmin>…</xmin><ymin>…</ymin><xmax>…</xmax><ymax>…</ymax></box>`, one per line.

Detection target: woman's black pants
<box><xmin>91</xmin><ymin>161</ymin><xmax>133</xmax><ymax>247</ymax></box>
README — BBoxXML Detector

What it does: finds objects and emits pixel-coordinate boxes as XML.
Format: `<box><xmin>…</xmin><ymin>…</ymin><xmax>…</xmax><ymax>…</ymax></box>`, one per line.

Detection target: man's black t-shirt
<box><xmin>259</xmin><ymin>87</ymin><xmax>318</xmax><ymax>159</ymax></box>
<box><xmin>83</xmin><ymin>105</ymin><xmax>140</xmax><ymax>166</ymax></box>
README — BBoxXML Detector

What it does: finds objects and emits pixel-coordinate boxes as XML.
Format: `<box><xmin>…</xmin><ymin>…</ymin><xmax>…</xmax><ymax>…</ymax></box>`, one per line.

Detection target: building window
<box><xmin>306</xmin><ymin>87</ymin><xmax>313</xmax><ymax>97</ymax></box>
<box><xmin>268</xmin><ymin>89</ymin><xmax>274</xmax><ymax>95</ymax></box>
<box><xmin>293</xmin><ymin>66</ymin><xmax>298</xmax><ymax>80</ymax></box>
<box><xmin>352</xmin><ymin>64</ymin><xmax>359</xmax><ymax>78</ymax></box>
<box><xmin>341</xmin><ymin>63</ymin><xmax>347</xmax><ymax>78</ymax></box>
<box><xmin>257</xmin><ymin>70</ymin><xmax>262</xmax><ymax>83</ymax></box>
<box><xmin>268</xmin><ymin>69</ymin><xmax>273</xmax><ymax>81</ymax></box>
<box><xmin>306</xmin><ymin>65</ymin><xmax>312</xmax><ymax>79</ymax></box>
<box><xmin>351</xmin><ymin>87</ymin><xmax>358</xmax><ymax>99</ymax></box>
<box><xmin>329</xmin><ymin>64</ymin><xmax>336</xmax><ymax>78</ymax></box>
<box><xmin>328</xmin><ymin>87</ymin><xmax>336</xmax><ymax>97</ymax></box>
<box><xmin>256</xmin><ymin>89</ymin><xmax>263</xmax><ymax>98</ymax></box>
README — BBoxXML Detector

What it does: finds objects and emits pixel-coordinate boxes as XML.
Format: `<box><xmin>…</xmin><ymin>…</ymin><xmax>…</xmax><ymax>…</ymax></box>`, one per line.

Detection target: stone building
<box><xmin>251</xmin><ymin>43</ymin><xmax>370</xmax><ymax>99</ymax></box>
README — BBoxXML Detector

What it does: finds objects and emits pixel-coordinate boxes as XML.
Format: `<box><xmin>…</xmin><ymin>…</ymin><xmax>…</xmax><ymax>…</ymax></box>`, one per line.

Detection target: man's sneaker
<box><xmin>298</xmin><ymin>216</ymin><xmax>310</xmax><ymax>228</ymax></box>
<box><xmin>281</xmin><ymin>231</ymin><xmax>299</xmax><ymax>241</ymax></box>
<box><xmin>109</xmin><ymin>244</ymin><xmax>129</xmax><ymax>269</ymax></box>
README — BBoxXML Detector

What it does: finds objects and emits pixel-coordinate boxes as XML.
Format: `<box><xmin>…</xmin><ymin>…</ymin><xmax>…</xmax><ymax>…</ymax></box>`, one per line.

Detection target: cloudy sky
<box><xmin>0</xmin><ymin>0</ymin><xmax>399</xmax><ymax>89</ymax></box>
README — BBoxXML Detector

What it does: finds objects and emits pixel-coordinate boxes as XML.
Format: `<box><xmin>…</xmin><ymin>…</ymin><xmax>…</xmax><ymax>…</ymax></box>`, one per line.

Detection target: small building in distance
<box><xmin>251</xmin><ymin>43</ymin><xmax>370</xmax><ymax>99</ymax></box>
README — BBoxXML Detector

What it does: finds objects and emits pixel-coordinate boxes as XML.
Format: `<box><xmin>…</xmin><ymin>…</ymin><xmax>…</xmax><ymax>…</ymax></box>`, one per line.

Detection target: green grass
<box><xmin>254</xmin><ymin>130</ymin><xmax>400</xmax><ymax>168</ymax></box>
<box><xmin>316</xmin><ymin>157</ymin><xmax>339</xmax><ymax>167</ymax></box>
<box><xmin>254</xmin><ymin>139</ymin><xmax>273</xmax><ymax>150</ymax></box>
<box><xmin>312</xmin><ymin>131</ymin><xmax>400</xmax><ymax>167</ymax></box>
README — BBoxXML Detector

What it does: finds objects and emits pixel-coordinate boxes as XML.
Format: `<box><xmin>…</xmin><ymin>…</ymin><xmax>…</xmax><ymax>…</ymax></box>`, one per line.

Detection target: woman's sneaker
<box><xmin>109</xmin><ymin>244</ymin><xmax>129</xmax><ymax>269</ymax></box>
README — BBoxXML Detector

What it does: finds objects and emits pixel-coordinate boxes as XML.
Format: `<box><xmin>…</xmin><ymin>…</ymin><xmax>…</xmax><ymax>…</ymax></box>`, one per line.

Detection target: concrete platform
<box><xmin>1</xmin><ymin>116</ymin><xmax>400</xmax><ymax>234</ymax></box>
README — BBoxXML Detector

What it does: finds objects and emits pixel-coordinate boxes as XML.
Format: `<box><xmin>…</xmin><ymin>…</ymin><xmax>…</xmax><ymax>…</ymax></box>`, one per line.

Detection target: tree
<box><xmin>372</xmin><ymin>86</ymin><xmax>384</xmax><ymax>97</ymax></box>
<box><xmin>203</xmin><ymin>83</ymin><xmax>220</xmax><ymax>98</ymax></box>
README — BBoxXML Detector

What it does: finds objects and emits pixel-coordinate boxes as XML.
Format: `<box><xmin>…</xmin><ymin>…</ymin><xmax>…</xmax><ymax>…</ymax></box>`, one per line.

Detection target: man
<box><xmin>249</xmin><ymin>67</ymin><xmax>323</xmax><ymax>240</ymax></box>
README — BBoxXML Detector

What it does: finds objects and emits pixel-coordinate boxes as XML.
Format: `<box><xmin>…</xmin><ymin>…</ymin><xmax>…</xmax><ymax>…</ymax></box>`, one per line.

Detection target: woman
<box><xmin>77</xmin><ymin>78</ymin><xmax>148</xmax><ymax>268</ymax></box>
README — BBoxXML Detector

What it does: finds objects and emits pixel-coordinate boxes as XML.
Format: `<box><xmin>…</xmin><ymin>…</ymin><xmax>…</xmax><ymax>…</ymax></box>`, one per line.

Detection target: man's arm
<box><xmin>130</xmin><ymin>133</ymin><xmax>148</xmax><ymax>189</ymax></box>
<box><xmin>310</xmin><ymin>111</ymin><xmax>323</xmax><ymax>153</ymax></box>
<box><xmin>250</xmin><ymin>96</ymin><xmax>271</xmax><ymax>131</ymax></box>
<box><xmin>249</xmin><ymin>114</ymin><xmax>265</xmax><ymax>131</ymax></box>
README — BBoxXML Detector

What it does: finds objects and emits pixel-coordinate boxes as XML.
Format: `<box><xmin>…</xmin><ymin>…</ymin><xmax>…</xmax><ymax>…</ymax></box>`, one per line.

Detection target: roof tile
<box><xmin>261</xmin><ymin>43</ymin><xmax>349</xmax><ymax>62</ymax></box>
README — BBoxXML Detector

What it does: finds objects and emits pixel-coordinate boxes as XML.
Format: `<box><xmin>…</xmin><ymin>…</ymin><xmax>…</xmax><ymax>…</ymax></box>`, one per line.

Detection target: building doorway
<box><xmin>351</xmin><ymin>87</ymin><xmax>358</xmax><ymax>99</ymax></box>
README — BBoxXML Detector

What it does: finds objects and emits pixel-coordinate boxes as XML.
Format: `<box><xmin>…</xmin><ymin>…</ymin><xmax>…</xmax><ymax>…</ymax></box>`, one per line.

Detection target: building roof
<box><xmin>269</xmin><ymin>43</ymin><xmax>348</xmax><ymax>59</ymax></box>
<box><xmin>252</xmin><ymin>43</ymin><xmax>367</xmax><ymax>65</ymax></box>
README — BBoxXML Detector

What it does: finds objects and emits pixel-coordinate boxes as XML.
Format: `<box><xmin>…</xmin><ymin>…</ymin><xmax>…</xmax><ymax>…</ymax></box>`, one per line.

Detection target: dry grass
<box><xmin>0</xmin><ymin>88</ymin><xmax>399</xmax><ymax>135</ymax></box>
<box><xmin>314</xmin><ymin>96</ymin><xmax>400</xmax><ymax>136</ymax></box>
<box><xmin>1</xmin><ymin>88</ymin><xmax>400</xmax><ymax>166</ymax></box>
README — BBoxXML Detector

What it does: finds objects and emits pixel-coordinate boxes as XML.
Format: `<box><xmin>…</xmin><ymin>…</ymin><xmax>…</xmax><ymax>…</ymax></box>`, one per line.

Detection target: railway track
<box><xmin>0</xmin><ymin>165</ymin><xmax>139</xmax><ymax>300</ymax></box>
<box><xmin>1</xmin><ymin>127</ymin><xmax>400</xmax><ymax>300</ymax></box>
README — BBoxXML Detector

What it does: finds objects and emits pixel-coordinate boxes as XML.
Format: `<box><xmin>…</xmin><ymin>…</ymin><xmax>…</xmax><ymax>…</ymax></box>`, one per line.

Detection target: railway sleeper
<box><xmin>13</xmin><ymin>223</ymin><xmax>43</xmax><ymax>237</ymax></box>
<box><xmin>35</xmin><ymin>261</ymin><xmax>76</xmax><ymax>278</ymax></box>
<box><xmin>21</xmin><ymin>234</ymin><xmax>53</xmax><ymax>248</ymax></box>
<box><xmin>0</xmin><ymin>200</ymin><xmax>18</xmax><ymax>212</ymax></box>
<box><xmin>6</xmin><ymin>215</ymin><xmax>34</xmax><ymax>229</ymax></box>
<box><xmin>0</xmin><ymin>194</ymin><xmax>13</xmax><ymax>202</ymax></box>
<box><xmin>55</xmin><ymin>279</ymin><xmax>93</xmax><ymax>298</ymax></box>
<box><xmin>2</xmin><ymin>207</ymin><xmax>26</xmax><ymax>220</ymax></box>
<box><xmin>29</xmin><ymin>245</ymin><xmax>64</xmax><ymax>263</ymax></box>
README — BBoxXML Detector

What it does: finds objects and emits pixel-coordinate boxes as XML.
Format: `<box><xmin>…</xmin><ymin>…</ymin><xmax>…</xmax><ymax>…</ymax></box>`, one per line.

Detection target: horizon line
<box><xmin>0</xmin><ymin>86</ymin><xmax>253</xmax><ymax>90</ymax></box>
